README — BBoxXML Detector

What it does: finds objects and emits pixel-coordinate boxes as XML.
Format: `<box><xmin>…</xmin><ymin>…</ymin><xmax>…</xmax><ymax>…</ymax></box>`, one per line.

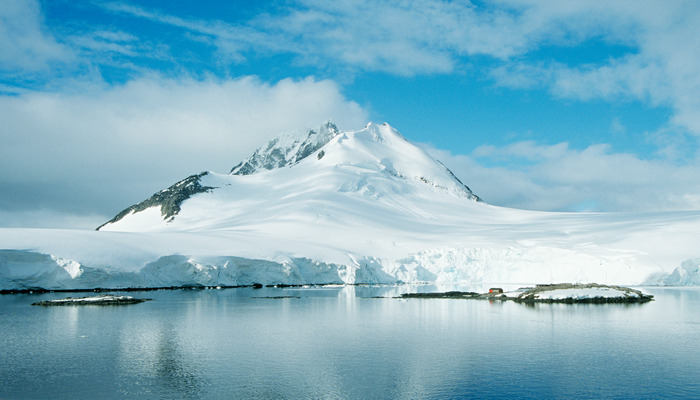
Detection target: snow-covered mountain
<box><xmin>97</xmin><ymin>122</ymin><xmax>480</xmax><ymax>232</ymax></box>
<box><xmin>2</xmin><ymin>122</ymin><xmax>700</xmax><ymax>290</ymax></box>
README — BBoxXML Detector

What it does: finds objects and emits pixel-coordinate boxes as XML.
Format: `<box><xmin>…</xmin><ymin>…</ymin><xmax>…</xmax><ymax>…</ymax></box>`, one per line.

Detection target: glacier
<box><xmin>2</xmin><ymin>122</ymin><xmax>700</xmax><ymax>290</ymax></box>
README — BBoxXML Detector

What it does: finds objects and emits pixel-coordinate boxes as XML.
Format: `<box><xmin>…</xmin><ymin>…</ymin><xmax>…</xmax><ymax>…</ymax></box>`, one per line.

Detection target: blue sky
<box><xmin>2</xmin><ymin>0</ymin><xmax>700</xmax><ymax>228</ymax></box>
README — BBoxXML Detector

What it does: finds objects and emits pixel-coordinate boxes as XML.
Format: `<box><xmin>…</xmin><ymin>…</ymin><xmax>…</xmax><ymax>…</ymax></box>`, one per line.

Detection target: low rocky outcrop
<box><xmin>31</xmin><ymin>295</ymin><xmax>151</xmax><ymax>306</ymax></box>
<box><xmin>400</xmin><ymin>283</ymin><xmax>653</xmax><ymax>304</ymax></box>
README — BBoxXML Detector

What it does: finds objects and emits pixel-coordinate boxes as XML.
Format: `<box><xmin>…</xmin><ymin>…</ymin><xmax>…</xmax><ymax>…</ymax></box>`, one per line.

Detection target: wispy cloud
<box><xmin>0</xmin><ymin>0</ymin><xmax>73</xmax><ymax>73</ymax></box>
<box><xmin>101</xmin><ymin>0</ymin><xmax>537</xmax><ymax>75</ymax></box>
<box><xmin>103</xmin><ymin>1</ymin><xmax>270</xmax><ymax>63</ymax></box>
<box><xmin>96</xmin><ymin>0</ymin><xmax>700</xmax><ymax>138</ymax></box>
<box><xmin>67</xmin><ymin>30</ymin><xmax>141</xmax><ymax>57</ymax></box>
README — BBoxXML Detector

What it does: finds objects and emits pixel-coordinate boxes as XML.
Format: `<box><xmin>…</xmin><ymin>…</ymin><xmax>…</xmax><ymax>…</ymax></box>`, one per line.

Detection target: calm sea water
<box><xmin>1</xmin><ymin>285</ymin><xmax>699</xmax><ymax>399</ymax></box>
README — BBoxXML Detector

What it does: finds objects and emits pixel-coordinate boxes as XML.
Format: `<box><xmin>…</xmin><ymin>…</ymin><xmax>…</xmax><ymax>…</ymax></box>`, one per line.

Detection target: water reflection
<box><xmin>117</xmin><ymin>298</ymin><xmax>206</xmax><ymax>398</ymax></box>
<box><xmin>2</xmin><ymin>286</ymin><xmax>700</xmax><ymax>399</ymax></box>
<box><xmin>152</xmin><ymin>323</ymin><xmax>204</xmax><ymax>397</ymax></box>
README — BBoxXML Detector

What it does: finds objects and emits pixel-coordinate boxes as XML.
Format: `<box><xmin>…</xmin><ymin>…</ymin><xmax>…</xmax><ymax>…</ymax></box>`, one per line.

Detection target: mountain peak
<box><xmin>314</xmin><ymin>122</ymin><xmax>480</xmax><ymax>201</ymax></box>
<box><xmin>362</xmin><ymin>121</ymin><xmax>407</xmax><ymax>143</ymax></box>
<box><xmin>229</xmin><ymin>121</ymin><xmax>339</xmax><ymax>175</ymax></box>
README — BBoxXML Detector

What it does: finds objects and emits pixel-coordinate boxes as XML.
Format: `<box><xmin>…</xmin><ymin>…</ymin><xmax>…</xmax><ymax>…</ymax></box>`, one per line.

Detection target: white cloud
<box><xmin>102</xmin><ymin>0</ymin><xmax>540</xmax><ymax>75</ymax></box>
<box><xmin>0</xmin><ymin>75</ymin><xmax>368</xmax><ymax>226</ymax></box>
<box><xmin>0</xmin><ymin>0</ymin><xmax>73</xmax><ymax>72</ymax></box>
<box><xmin>102</xmin><ymin>1</ymin><xmax>700</xmax><ymax>137</ymax></box>
<box><xmin>427</xmin><ymin>142</ymin><xmax>700</xmax><ymax>212</ymax></box>
<box><xmin>0</xmin><ymin>209</ymin><xmax>107</xmax><ymax>230</ymax></box>
<box><xmin>486</xmin><ymin>1</ymin><xmax>700</xmax><ymax>136</ymax></box>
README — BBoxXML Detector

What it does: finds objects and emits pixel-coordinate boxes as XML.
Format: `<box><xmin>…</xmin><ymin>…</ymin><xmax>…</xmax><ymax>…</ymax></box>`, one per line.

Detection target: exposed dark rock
<box><xmin>97</xmin><ymin>172</ymin><xmax>215</xmax><ymax>230</ymax></box>
<box><xmin>400</xmin><ymin>291</ymin><xmax>479</xmax><ymax>299</ymax></box>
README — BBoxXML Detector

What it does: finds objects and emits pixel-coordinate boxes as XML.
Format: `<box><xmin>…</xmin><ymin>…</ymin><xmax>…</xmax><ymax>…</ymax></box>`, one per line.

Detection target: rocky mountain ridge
<box><xmin>230</xmin><ymin>121</ymin><xmax>340</xmax><ymax>175</ymax></box>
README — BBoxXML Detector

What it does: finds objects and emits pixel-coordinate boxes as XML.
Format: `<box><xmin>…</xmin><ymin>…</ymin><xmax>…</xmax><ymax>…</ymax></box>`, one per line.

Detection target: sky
<box><xmin>2</xmin><ymin>0</ymin><xmax>700</xmax><ymax>229</ymax></box>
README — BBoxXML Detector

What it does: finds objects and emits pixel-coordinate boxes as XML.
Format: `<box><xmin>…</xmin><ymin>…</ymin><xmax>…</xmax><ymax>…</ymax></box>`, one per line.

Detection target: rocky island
<box><xmin>400</xmin><ymin>283</ymin><xmax>653</xmax><ymax>304</ymax></box>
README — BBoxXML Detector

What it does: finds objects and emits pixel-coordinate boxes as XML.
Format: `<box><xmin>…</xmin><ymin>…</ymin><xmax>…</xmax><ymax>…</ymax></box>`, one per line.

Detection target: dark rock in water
<box><xmin>31</xmin><ymin>295</ymin><xmax>151</xmax><ymax>306</ymax></box>
<box><xmin>400</xmin><ymin>291</ymin><xmax>479</xmax><ymax>299</ymax></box>
<box><xmin>252</xmin><ymin>283</ymin><xmax>264</xmax><ymax>289</ymax></box>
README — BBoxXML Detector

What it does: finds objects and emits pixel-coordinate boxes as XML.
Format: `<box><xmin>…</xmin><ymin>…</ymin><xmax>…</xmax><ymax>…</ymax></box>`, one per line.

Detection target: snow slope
<box><xmin>2</xmin><ymin>122</ymin><xmax>700</xmax><ymax>290</ymax></box>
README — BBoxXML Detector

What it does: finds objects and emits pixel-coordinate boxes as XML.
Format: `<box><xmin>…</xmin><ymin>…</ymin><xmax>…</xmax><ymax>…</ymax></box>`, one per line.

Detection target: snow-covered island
<box><xmin>31</xmin><ymin>295</ymin><xmax>151</xmax><ymax>306</ymax></box>
<box><xmin>2</xmin><ymin>122</ymin><xmax>700</xmax><ymax>291</ymax></box>
<box><xmin>401</xmin><ymin>283</ymin><xmax>653</xmax><ymax>304</ymax></box>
